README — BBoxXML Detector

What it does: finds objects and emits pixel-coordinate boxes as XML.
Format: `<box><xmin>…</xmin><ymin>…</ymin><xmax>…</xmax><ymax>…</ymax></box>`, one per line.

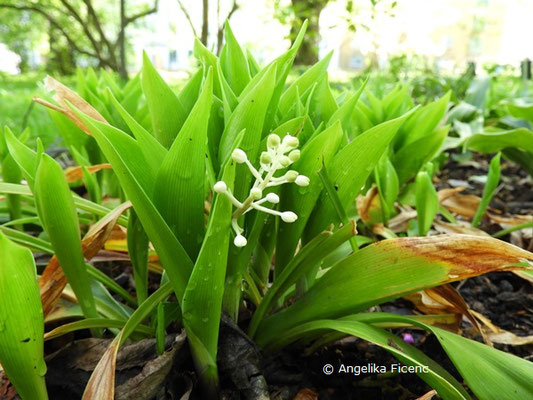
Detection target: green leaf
<box><xmin>276</xmin><ymin>121</ymin><xmax>344</xmax><ymax>270</ymax></box>
<box><xmin>270</xmin><ymin>318</ymin><xmax>470</xmax><ymax>400</ymax></box>
<box><xmin>306</xmin><ymin>110</ymin><xmax>415</xmax><ymax>239</ymax></box>
<box><xmin>466</xmin><ymin>128</ymin><xmax>533</xmax><ymax>154</ymax></box>
<box><xmin>255</xmin><ymin>235</ymin><xmax>533</xmax><ymax>346</ymax></box>
<box><xmin>4</xmin><ymin>126</ymin><xmax>38</xmax><ymax>188</ymax></box>
<box><xmin>141</xmin><ymin>52</ymin><xmax>187</xmax><ymax>148</ymax></box>
<box><xmin>374</xmin><ymin>154</ymin><xmax>398</xmax><ymax>222</ymax></box>
<box><xmin>0</xmin><ymin>233</ymin><xmax>48</xmax><ymax>400</ymax></box>
<box><xmin>34</xmin><ymin>154</ymin><xmax>98</xmax><ymax>323</ymax></box>
<box><xmin>472</xmin><ymin>152</ymin><xmax>501</xmax><ymax>227</ymax></box>
<box><xmin>73</xmin><ymin>111</ymin><xmax>193</xmax><ymax>302</ymax></box>
<box><xmin>415</xmin><ymin>171</ymin><xmax>438</xmax><ymax>235</ymax></box>
<box><xmin>220</xmin><ymin>22</ymin><xmax>251</xmax><ymax>96</ymax></box>
<box><xmin>153</xmin><ymin>70</ymin><xmax>213</xmax><ymax>259</ymax></box>
<box><xmin>182</xmin><ymin>154</ymin><xmax>237</xmax><ymax>389</ymax></box>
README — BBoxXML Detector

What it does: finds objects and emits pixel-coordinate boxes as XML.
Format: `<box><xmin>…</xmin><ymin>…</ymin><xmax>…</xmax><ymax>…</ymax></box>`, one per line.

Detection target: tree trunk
<box><xmin>291</xmin><ymin>0</ymin><xmax>329</xmax><ymax>65</ymax></box>
<box><xmin>201</xmin><ymin>0</ymin><xmax>209</xmax><ymax>46</ymax></box>
<box><xmin>118</xmin><ymin>0</ymin><xmax>128</xmax><ymax>79</ymax></box>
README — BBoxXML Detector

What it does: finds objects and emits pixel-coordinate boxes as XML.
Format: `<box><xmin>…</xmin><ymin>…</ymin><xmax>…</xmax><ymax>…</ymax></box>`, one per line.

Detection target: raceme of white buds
<box><xmin>214</xmin><ymin>133</ymin><xmax>310</xmax><ymax>247</ymax></box>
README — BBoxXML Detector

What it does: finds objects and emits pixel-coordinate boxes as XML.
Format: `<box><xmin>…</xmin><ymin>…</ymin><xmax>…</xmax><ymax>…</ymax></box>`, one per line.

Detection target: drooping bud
<box><xmin>281</xmin><ymin>211</ymin><xmax>298</xmax><ymax>223</ymax></box>
<box><xmin>232</xmin><ymin>148</ymin><xmax>247</xmax><ymax>163</ymax></box>
<box><xmin>250</xmin><ymin>187</ymin><xmax>262</xmax><ymax>199</ymax></box>
<box><xmin>260</xmin><ymin>151</ymin><xmax>273</xmax><ymax>164</ymax></box>
<box><xmin>213</xmin><ymin>181</ymin><xmax>227</xmax><ymax>193</ymax></box>
<box><xmin>279</xmin><ymin>155</ymin><xmax>291</xmax><ymax>168</ymax></box>
<box><xmin>288</xmin><ymin>150</ymin><xmax>300</xmax><ymax>162</ymax></box>
<box><xmin>282</xmin><ymin>135</ymin><xmax>299</xmax><ymax>149</ymax></box>
<box><xmin>285</xmin><ymin>170</ymin><xmax>298</xmax><ymax>182</ymax></box>
<box><xmin>267</xmin><ymin>134</ymin><xmax>281</xmax><ymax>149</ymax></box>
<box><xmin>295</xmin><ymin>175</ymin><xmax>310</xmax><ymax>186</ymax></box>
<box><xmin>265</xmin><ymin>193</ymin><xmax>280</xmax><ymax>204</ymax></box>
<box><xmin>234</xmin><ymin>234</ymin><xmax>247</xmax><ymax>247</ymax></box>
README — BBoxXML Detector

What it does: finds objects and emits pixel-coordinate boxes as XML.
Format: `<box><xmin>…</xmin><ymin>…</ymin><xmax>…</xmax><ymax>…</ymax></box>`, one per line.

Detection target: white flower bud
<box><xmin>282</xmin><ymin>135</ymin><xmax>299</xmax><ymax>149</ymax></box>
<box><xmin>265</xmin><ymin>193</ymin><xmax>279</xmax><ymax>204</ymax></box>
<box><xmin>267</xmin><ymin>134</ymin><xmax>281</xmax><ymax>149</ymax></box>
<box><xmin>288</xmin><ymin>150</ymin><xmax>300</xmax><ymax>162</ymax></box>
<box><xmin>250</xmin><ymin>187</ymin><xmax>262</xmax><ymax>199</ymax></box>
<box><xmin>279</xmin><ymin>155</ymin><xmax>291</xmax><ymax>168</ymax></box>
<box><xmin>234</xmin><ymin>234</ymin><xmax>247</xmax><ymax>247</ymax></box>
<box><xmin>232</xmin><ymin>148</ymin><xmax>247</xmax><ymax>163</ymax></box>
<box><xmin>281</xmin><ymin>211</ymin><xmax>298</xmax><ymax>223</ymax></box>
<box><xmin>260</xmin><ymin>151</ymin><xmax>273</xmax><ymax>164</ymax></box>
<box><xmin>213</xmin><ymin>181</ymin><xmax>227</xmax><ymax>193</ymax></box>
<box><xmin>285</xmin><ymin>170</ymin><xmax>298</xmax><ymax>182</ymax></box>
<box><xmin>295</xmin><ymin>175</ymin><xmax>310</xmax><ymax>186</ymax></box>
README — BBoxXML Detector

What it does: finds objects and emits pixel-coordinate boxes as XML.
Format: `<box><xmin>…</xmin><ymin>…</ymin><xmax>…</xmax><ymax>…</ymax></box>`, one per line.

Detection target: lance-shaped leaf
<box><xmin>141</xmin><ymin>52</ymin><xmax>187</xmax><ymax>148</ymax></box>
<box><xmin>220</xmin><ymin>22</ymin><xmax>251</xmax><ymax>96</ymax></box>
<box><xmin>276</xmin><ymin>121</ymin><xmax>344</xmax><ymax>270</ymax></box>
<box><xmin>415</xmin><ymin>171</ymin><xmax>438</xmax><ymax>236</ymax></box>
<box><xmin>34</xmin><ymin>153</ymin><xmax>98</xmax><ymax>323</ymax></box>
<box><xmin>305</xmin><ymin>110</ymin><xmax>414</xmax><ymax>239</ymax></box>
<box><xmin>0</xmin><ymin>233</ymin><xmax>48</xmax><ymax>400</ymax></box>
<box><xmin>73</xmin><ymin>110</ymin><xmax>193</xmax><ymax>302</ymax></box>
<box><xmin>256</xmin><ymin>235</ymin><xmax>533</xmax><ymax>346</ymax></box>
<box><xmin>466</xmin><ymin>128</ymin><xmax>533</xmax><ymax>154</ymax></box>
<box><xmin>472</xmin><ymin>152</ymin><xmax>501</xmax><ymax>228</ymax></box>
<box><xmin>182</xmin><ymin>155</ymin><xmax>236</xmax><ymax>391</ymax></box>
<box><xmin>153</xmin><ymin>69</ymin><xmax>213</xmax><ymax>259</ymax></box>
<box><xmin>269</xmin><ymin>318</ymin><xmax>470</xmax><ymax>400</ymax></box>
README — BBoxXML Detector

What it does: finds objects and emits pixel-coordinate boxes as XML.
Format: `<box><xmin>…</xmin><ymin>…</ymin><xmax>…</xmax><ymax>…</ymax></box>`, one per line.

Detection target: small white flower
<box><xmin>265</xmin><ymin>193</ymin><xmax>280</xmax><ymax>204</ymax></box>
<box><xmin>288</xmin><ymin>150</ymin><xmax>300</xmax><ymax>162</ymax></box>
<box><xmin>260</xmin><ymin>152</ymin><xmax>273</xmax><ymax>164</ymax></box>
<box><xmin>267</xmin><ymin>134</ymin><xmax>280</xmax><ymax>149</ymax></box>
<box><xmin>295</xmin><ymin>175</ymin><xmax>310</xmax><ymax>187</ymax></box>
<box><xmin>213</xmin><ymin>181</ymin><xmax>227</xmax><ymax>193</ymax></box>
<box><xmin>234</xmin><ymin>234</ymin><xmax>247</xmax><ymax>247</ymax></box>
<box><xmin>282</xmin><ymin>135</ymin><xmax>299</xmax><ymax>149</ymax></box>
<box><xmin>281</xmin><ymin>211</ymin><xmax>298</xmax><ymax>223</ymax></box>
<box><xmin>279</xmin><ymin>155</ymin><xmax>291</xmax><ymax>168</ymax></box>
<box><xmin>232</xmin><ymin>148</ymin><xmax>247</xmax><ymax>163</ymax></box>
<box><xmin>250</xmin><ymin>187</ymin><xmax>262</xmax><ymax>199</ymax></box>
<box><xmin>285</xmin><ymin>170</ymin><xmax>298</xmax><ymax>182</ymax></box>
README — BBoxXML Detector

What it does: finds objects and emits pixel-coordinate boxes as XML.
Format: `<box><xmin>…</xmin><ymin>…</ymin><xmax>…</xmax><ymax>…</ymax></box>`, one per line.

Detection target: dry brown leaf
<box><xmin>470</xmin><ymin>310</ymin><xmax>533</xmax><ymax>346</ymax></box>
<box><xmin>39</xmin><ymin>201</ymin><xmax>132</xmax><ymax>317</ymax></box>
<box><xmin>437</xmin><ymin>187</ymin><xmax>466</xmax><ymax>203</ymax></box>
<box><xmin>388</xmin><ymin>205</ymin><xmax>417</xmax><ymax>233</ymax></box>
<box><xmin>439</xmin><ymin>191</ymin><xmax>481</xmax><ymax>219</ymax></box>
<box><xmin>65</xmin><ymin>163</ymin><xmax>112</xmax><ymax>183</ymax></box>
<box><xmin>433</xmin><ymin>220</ymin><xmax>490</xmax><ymax>237</ymax></box>
<box><xmin>82</xmin><ymin>333</ymin><xmax>122</xmax><ymax>400</ymax></box>
<box><xmin>34</xmin><ymin>76</ymin><xmax>107</xmax><ymax>135</ymax></box>
<box><xmin>416</xmin><ymin>390</ymin><xmax>437</xmax><ymax>400</ymax></box>
<box><xmin>356</xmin><ymin>186</ymin><xmax>380</xmax><ymax>223</ymax></box>
<box><xmin>293</xmin><ymin>388</ymin><xmax>319</xmax><ymax>400</ymax></box>
<box><xmin>488</xmin><ymin>214</ymin><xmax>533</xmax><ymax>226</ymax></box>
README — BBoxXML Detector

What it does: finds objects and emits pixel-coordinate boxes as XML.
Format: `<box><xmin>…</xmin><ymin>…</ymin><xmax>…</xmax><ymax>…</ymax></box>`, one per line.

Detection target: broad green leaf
<box><xmin>307</xmin><ymin>74</ymin><xmax>338</xmax><ymax>126</ymax></box>
<box><xmin>128</xmin><ymin>210</ymin><xmax>149</xmax><ymax>304</ymax></box>
<box><xmin>306</xmin><ymin>110</ymin><xmax>414</xmax><ymax>239</ymax></box>
<box><xmin>182</xmin><ymin>154</ymin><xmax>237</xmax><ymax>388</ymax></box>
<box><xmin>73</xmin><ymin>111</ymin><xmax>193</xmax><ymax>302</ymax></box>
<box><xmin>193</xmin><ymin>38</ymin><xmax>222</xmax><ymax>99</ymax></box>
<box><xmin>220</xmin><ymin>22</ymin><xmax>251</xmax><ymax>96</ymax></box>
<box><xmin>270</xmin><ymin>318</ymin><xmax>470</xmax><ymax>400</ymax></box>
<box><xmin>141</xmin><ymin>52</ymin><xmax>187</xmax><ymax>148</ymax></box>
<box><xmin>178</xmin><ymin>68</ymin><xmax>203</xmax><ymax>113</ymax></box>
<box><xmin>327</xmin><ymin>78</ymin><xmax>367</xmax><ymax>131</ymax></box>
<box><xmin>255</xmin><ymin>235</ymin><xmax>533</xmax><ymax>345</ymax></box>
<box><xmin>153</xmin><ymin>70</ymin><xmax>213</xmax><ymax>259</ymax></box>
<box><xmin>394</xmin><ymin>124</ymin><xmax>450</xmax><ymax>184</ymax></box>
<box><xmin>374</xmin><ymin>154</ymin><xmax>398</xmax><ymax>222</ymax></box>
<box><xmin>466</xmin><ymin>128</ymin><xmax>533</xmax><ymax>154</ymax></box>
<box><xmin>348</xmin><ymin>313</ymin><xmax>533</xmax><ymax>400</ymax></box>
<box><xmin>0</xmin><ymin>233</ymin><xmax>48</xmax><ymax>400</ymax></box>
<box><xmin>34</xmin><ymin>154</ymin><xmax>98</xmax><ymax>323</ymax></box>
<box><xmin>276</xmin><ymin>122</ymin><xmax>344</xmax><ymax>270</ymax></box>
<box><xmin>415</xmin><ymin>171</ymin><xmax>438</xmax><ymax>235</ymax></box>
<box><xmin>4</xmin><ymin>126</ymin><xmax>38</xmax><ymax>188</ymax></box>
<box><xmin>278</xmin><ymin>52</ymin><xmax>333</xmax><ymax>116</ymax></box>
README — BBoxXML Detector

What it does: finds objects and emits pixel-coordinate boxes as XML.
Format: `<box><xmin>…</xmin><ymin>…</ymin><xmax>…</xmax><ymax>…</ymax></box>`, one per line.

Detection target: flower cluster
<box><xmin>214</xmin><ymin>133</ymin><xmax>310</xmax><ymax>247</ymax></box>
